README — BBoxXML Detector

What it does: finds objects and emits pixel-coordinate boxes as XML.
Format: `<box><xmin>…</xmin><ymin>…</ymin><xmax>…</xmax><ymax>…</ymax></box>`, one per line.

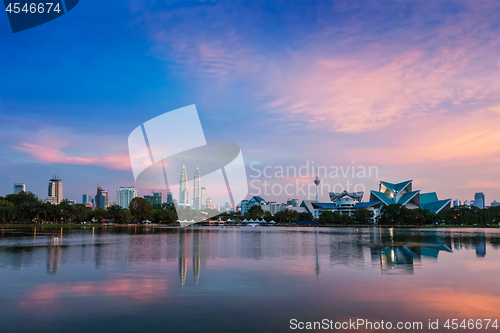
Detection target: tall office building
<box><xmin>453</xmin><ymin>199</ymin><xmax>461</xmax><ymax>207</ymax></box>
<box><xmin>96</xmin><ymin>186</ymin><xmax>108</xmax><ymax>208</ymax></box>
<box><xmin>144</xmin><ymin>192</ymin><xmax>162</xmax><ymax>206</ymax></box>
<box><xmin>13</xmin><ymin>183</ymin><xmax>26</xmax><ymax>194</ymax></box>
<box><xmin>179</xmin><ymin>164</ymin><xmax>189</xmax><ymax>205</ymax></box>
<box><xmin>48</xmin><ymin>175</ymin><xmax>63</xmax><ymax>204</ymax></box>
<box><xmin>193</xmin><ymin>166</ymin><xmax>201</xmax><ymax>210</ymax></box>
<box><xmin>117</xmin><ymin>186</ymin><xmax>137</xmax><ymax>209</ymax></box>
<box><xmin>166</xmin><ymin>192</ymin><xmax>174</xmax><ymax>204</ymax></box>
<box><xmin>200</xmin><ymin>187</ymin><xmax>206</xmax><ymax>209</ymax></box>
<box><xmin>474</xmin><ymin>193</ymin><xmax>485</xmax><ymax>209</ymax></box>
<box><xmin>82</xmin><ymin>194</ymin><xmax>93</xmax><ymax>205</ymax></box>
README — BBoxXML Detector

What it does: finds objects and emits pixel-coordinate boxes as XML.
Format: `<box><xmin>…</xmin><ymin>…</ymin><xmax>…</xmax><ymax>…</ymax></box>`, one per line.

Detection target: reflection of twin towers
<box><xmin>178</xmin><ymin>231</ymin><xmax>202</xmax><ymax>287</ymax></box>
<box><xmin>179</xmin><ymin>164</ymin><xmax>202</xmax><ymax>210</ymax></box>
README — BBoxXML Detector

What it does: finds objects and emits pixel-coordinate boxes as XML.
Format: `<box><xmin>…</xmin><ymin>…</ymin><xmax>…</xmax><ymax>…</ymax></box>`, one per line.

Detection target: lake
<box><xmin>1</xmin><ymin>227</ymin><xmax>499</xmax><ymax>332</ymax></box>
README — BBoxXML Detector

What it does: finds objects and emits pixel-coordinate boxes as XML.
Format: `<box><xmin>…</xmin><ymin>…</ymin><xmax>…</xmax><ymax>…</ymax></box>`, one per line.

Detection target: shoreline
<box><xmin>1</xmin><ymin>223</ymin><xmax>499</xmax><ymax>229</ymax></box>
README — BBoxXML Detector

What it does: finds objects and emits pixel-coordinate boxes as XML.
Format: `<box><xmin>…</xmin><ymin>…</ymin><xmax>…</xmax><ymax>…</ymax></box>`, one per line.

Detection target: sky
<box><xmin>1</xmin><ymin>0</ymin><xmax>499</xmax><ymax>205</ymax></box>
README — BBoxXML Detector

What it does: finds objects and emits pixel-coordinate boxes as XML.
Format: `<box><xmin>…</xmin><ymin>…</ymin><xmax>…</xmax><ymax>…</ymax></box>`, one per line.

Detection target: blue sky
<box><xmin>1</xmin><ymin>0</ymin><xmax>499</xmax><ymax>205</ymax></box>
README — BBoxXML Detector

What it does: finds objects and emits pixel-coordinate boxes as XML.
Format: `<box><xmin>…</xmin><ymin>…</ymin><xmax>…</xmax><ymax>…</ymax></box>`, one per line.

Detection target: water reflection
<box><xmin>1</xmin><ymin>227</ymin><xmax>499</xmax><ymax>333</ymax></box>
<box><xmin>0</xmin><ymin>227</ymin><xmax>498</xmax><ymax>279</ymax></box>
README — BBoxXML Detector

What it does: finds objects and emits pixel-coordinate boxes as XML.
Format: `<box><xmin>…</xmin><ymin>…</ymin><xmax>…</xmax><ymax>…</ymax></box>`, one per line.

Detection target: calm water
<box><xmin>1</xmin><ymin>227</ymin><xmax>499</xmax><ymax>333</ymax></box>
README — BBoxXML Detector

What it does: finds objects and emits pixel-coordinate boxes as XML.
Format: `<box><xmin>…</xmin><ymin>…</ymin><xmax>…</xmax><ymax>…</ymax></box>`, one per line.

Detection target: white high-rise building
<box><xmin>13</xmin><ymin>183</ymin><xmax>26</xmax><ymax>194</ymax></box>
<box><xmin>200</xmin><ymin>187</ymin><xmax>206</xmax><ymax>209</ymax></box>
<box><xmin>179</xmin><ymin>164</ymin><xmax>189</xmax><ymax>205</ymax></box>
<box><xmin>48</xmin><ymin>175</ymin><xmax>63</xmax><ymax>204</ymax></box>
<box><xmin>453</xmin><ymin>199</ymin><xmax>461</xmax><ymax>207</ymax></box>
<box><xmin>193</xmin><ymin>166</ymin><xmax>201</xmax><ymax>210</ymax></box>
<box><xmin>116</xmin><ymin>186</ymin><xmax>137</xmax><ymax>209</ymax></box>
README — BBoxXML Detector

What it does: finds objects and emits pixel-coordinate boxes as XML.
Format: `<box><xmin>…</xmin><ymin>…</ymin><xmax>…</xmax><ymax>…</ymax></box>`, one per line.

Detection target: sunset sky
<box><xmin>1</xmin><ymin>0</ymin><xmax>499</xmax><ymax>204</ymax></box>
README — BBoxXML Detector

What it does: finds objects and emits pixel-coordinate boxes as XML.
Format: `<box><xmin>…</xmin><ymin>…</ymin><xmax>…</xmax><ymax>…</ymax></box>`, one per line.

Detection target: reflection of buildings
<box><xmin>475</xmin><ymin>232</ymin><xmax>486</xmax><ymax>258</ymax></box>
<box><xmin>179</xmin><ymin>231</ymin><xmax>188</xmax><ymax>287</ymax></box>
<box><xmin>193</xmin><ymin>230</ymin><xmax>201</xmax><ymax>285</ymax></box>
<box><xmin>47</xmin><ymin>245</ymin><xmax>62</xmax><ymax>275</ymax></box>
<box><xmin>369</xmin><ymin>229</ymin><xmax>453</xmax><ymax>275</ymax></box>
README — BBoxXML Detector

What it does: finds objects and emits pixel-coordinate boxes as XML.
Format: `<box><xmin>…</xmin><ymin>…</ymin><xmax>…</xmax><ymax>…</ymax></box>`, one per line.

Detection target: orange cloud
<box><xmin>18</xmin><ymin>275</ymin><xmax>168</xmax><ymax>309</ymax></box>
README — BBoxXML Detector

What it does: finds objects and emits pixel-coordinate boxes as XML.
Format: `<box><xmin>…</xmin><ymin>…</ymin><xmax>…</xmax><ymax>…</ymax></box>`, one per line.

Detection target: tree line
<box><xmin>0</xmin><ymin>192</ymin><xmax>180</xmax><ymax>224</ymax></box>
<box><xmin>2</xmin><ymin>192</ymin><xmax>499</xmax><ymax>226</ymax></box>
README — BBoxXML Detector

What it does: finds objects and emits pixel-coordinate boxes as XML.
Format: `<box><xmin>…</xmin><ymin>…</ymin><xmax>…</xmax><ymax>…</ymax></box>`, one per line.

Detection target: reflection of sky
<box><xmin>1</xmin><ymin>227</ymin><xmax>499</xmax><ymax>332</ymax></box>
<box><xmin>1</xmin><ymin>1</ymin><xmax>500</xmax><ymax>203</ymax></box>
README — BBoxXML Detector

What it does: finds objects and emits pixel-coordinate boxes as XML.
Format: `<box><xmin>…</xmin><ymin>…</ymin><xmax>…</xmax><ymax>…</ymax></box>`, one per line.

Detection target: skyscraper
<box><xmin>117</xmin><ymin>186</ymin><xmax>137</xmax><ymax>209</ymax></box>
<box><xmin>82</xmin><ymin>194</ymin><xmax>93</xmax><ymax>205</ymax></box>
<box><xmin>474</xmin><ymin>192</ymin><xmax>485</xmax><ymax>209</ymax></box>
<box><xmin>48</xmin><ymin>175</ymin><xmax>63</xmax><ymax>204</ymax></box>
<box><xmin>144</xmin><ymin>191</ymin><xmax>162</xmax><ymax>206</ymax></box>
<box><xmin>200</xmin><ymin>187</ymin><xmax>206</xmax><ymax>209</ymax></box>
<box><xmin>193</xmin><ymin>166</ymin><xmax>201</xmax><ymax>210</ymax></box>
<box><xmin>13</xmin><ymin>183</ymin><xmax>26</xmax><ymax>194</ymax></box>
<box><xmin>166</xmin><ymin>192</ymin><xmax>174</xmax><ymax>204</ymax></box>
<box><xmin>96</xmin><ymin>186</ymin><xmax>108</xmax><ymax>208</ymax></box>
<box><xmin>453</xmin><ymin>199</ymin><xmax>461</xmax><ymax>207</ymax></box>
<box><xmin>179</xmin><ymin>164</ymin><xmax>189</xmax><ymax>205</ymax></box>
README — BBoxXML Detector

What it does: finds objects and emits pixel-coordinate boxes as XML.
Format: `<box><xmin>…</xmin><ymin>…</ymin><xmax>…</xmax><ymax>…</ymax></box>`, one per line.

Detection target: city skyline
<box><xmin>1</xmin><ymin>1</ymin><xmax>499</xmax><ymax>204</ymax></box>
<box><xmin>5</xmin><ymin>176</ymin><xmax>498</xmax><ymax>210</ymax></box>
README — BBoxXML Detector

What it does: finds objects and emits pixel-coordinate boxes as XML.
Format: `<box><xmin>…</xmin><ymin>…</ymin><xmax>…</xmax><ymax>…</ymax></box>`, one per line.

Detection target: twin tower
<box><xmin>179</xmin><ymin>164</ymin><xmax>202</xmax><ymax>209</ymax></box>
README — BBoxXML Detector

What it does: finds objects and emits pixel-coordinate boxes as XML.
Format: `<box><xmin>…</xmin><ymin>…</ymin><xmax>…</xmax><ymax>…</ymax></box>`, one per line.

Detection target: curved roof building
<box><xmin>369</xmin><ymin>180</ymin><xmax>451</xmax><ymax>214</ymax></box>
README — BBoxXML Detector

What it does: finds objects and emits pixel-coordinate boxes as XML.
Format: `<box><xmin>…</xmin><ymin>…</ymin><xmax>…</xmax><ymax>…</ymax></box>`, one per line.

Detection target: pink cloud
<box><xmin>13</xmin><ymin>143</ymin><xmax>131</xmax><ymax>171</ymax></box>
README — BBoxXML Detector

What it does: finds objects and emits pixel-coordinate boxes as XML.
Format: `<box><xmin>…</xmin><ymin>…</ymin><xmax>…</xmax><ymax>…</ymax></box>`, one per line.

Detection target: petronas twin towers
<box><xmin>179</xmin><ymin>164</ymin><xmax>202</xmax><ymax>210</ymax></box>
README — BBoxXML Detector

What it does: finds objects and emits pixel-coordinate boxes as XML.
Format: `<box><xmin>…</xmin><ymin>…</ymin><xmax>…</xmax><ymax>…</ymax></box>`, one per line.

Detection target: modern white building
<box><xmin>48</xmin><ymin>175</ymin><xmax>63</xmax><ymax>204</ymax></box>
<box><xmin>241</xmin><ymin>196</ymin><xmax>293</xmax><ymax>215</ymax></box>
<box><xmin>179</xmin><ymin>164</ymin><xmax>189</xmax><ymax>205</ymax></box>
<box><xmin>193</xmin><ymin>166</ymin><xmax>201</xmax><ymax>210</ymax></box>
<box><xmin>453</xmin><ymin>199</ymin><xmax>461</xmax><ymax>207</ymax></box>
<box><xmin>116</xmin><ymin>186</ymin><xmax>137</xmax><ymax>209</ymax></box>
<box><xmin>492</xmin><ymin>200</ymin><xmax>499</xmax><ymax>207</ymax></box>
<box><xmin>294</xmin><ymin>191</ymin><xmax>380</xmax><ymax>219</ymax></box>
<box><xmin>295</xmin><ymin>180</ymin><xmax>451</xmax><ymax>221</ymax></box>
<box><xmin>13</xmin><ymin>183</ymin><xmax>26</xmax><ymax>194</ymax></box>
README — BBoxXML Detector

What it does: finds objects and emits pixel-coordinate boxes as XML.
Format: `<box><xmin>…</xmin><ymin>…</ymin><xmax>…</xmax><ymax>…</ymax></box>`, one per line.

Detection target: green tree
<box><xmin>297</xmin><ymin>212</ymin><xmax>314</xmax><ymax>222</ymax></box>
<box><xmin>353</xmin><ymin>208</ymin><xmax>374</xmax><ymax>224</ymax></box>
<box><xmin>319</xmin><ymin>210</ymin><xmax>341</xmax><ymax>224</ymax></box>
<box><xmin>92</xmin><ymin>208</ymin><xmax>107</xmax><ymax>223</ymax></box>
<box><xmin>153</xmin><ymin>208</ymin><xmax>177</xmax><ymax>224</ymax></box>
<box><xmin>107</xmin><ymin>204</ymin><xmax>129</xmax><ymax>224</ymax></box>
<box><xmin>129</xmin><ymin>197</ymin><xmax>153</xmax><ymax>222</ymax></box>
<box><xmin>73</xmin><ymin>204</ymin><xmax>89</xmax><ymax>223</ymax></box>
<box><xmin>0</xmin><ymin>199</ymin><xmax>14</xmax><ymax>223</ymax></box>
<box><xmin>245</xmin><ymin>205</ymin><xmax>265</xmax><ymax>220</ymax></box>
<box><xmin>263</xmin><ymin>211</ymin><xmax>273</xmax><ymax>222</ymax></box>
<box><xmin>4</xmin><ymin>191</ymin><xmax>38</xmax><ymax>206</ymax></box>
